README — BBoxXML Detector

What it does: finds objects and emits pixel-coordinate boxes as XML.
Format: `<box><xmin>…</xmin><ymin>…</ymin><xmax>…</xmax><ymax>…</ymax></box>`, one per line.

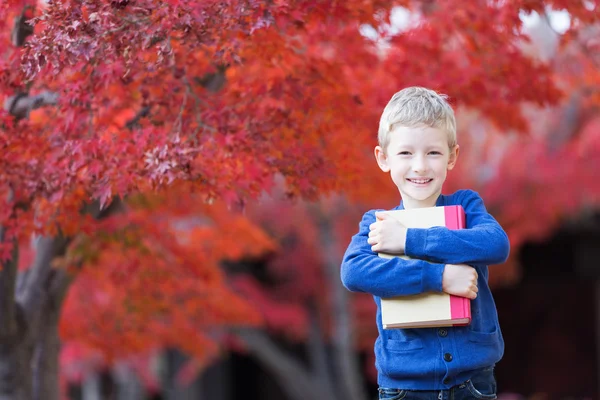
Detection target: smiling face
<box><xmin>374</xmin><ymin>125</ymin><xmax>459</xmax><ymax>209</ymax></box>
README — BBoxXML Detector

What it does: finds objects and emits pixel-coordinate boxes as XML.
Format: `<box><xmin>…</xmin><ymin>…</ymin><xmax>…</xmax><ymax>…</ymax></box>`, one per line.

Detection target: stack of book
<box><xmin>378</xmin><ymin>205</ymin><xmax>471</xmax><ymax>329</ymax></box>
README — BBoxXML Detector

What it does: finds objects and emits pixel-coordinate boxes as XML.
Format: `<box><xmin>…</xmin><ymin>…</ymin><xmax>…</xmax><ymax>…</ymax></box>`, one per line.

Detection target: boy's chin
<box><xmin>399</xmin><ymin>189</ymin><xmax>441</xmax><ymax>204</ymax></box>
<box><xmin>401</xmin><ymin>189</ymin><xmax>437</xmax><ymax>199</ymax></box>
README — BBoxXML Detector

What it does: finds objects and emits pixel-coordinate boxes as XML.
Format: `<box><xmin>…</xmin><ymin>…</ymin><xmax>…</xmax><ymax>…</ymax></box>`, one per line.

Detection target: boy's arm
<box><xmin>405</xmin><ymin>190</ymin><xmax>510</xmax><ymax>266</ymax></box>
<box><xmin>340</xmin><ymin>210</ymin><xmax>445</xmax><ymax>298</ymax></box>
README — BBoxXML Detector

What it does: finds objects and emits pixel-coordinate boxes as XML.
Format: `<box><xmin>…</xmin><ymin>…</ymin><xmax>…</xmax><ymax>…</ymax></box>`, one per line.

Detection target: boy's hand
<box><xmin>442</xmin><ymin>264</ymin><xmax>479</xmax><ymax>299</ymax></box>
<box><xmin>367</xmin><ymin>212</ymin><xmax>407</xmax><ymax>254</ymax></box>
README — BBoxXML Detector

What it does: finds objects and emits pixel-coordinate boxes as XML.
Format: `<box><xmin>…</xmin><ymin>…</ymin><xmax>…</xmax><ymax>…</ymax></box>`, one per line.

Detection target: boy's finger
<box><xmin>375</xmin><ymin>212</ymin><xmax>389</xmax><ymax>220</ymax></box>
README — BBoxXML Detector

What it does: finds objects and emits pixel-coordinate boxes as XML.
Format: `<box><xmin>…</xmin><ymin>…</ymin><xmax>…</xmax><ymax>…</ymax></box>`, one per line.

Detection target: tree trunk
<box><xmin>0</xmin><ymin>236</ymin><xmax>69</xmax><ymax>400</ymax></box>
<box><xmin>306</xmin><ymin>302</ymin><xmax>339</xmax><ymax>400</ymax></box>
<box><xmin>114</xmin><ymin>363</ymin><xmax>146</xmax><ymax>400</ymax></box>
<box><xmin>0</xmin><ymin>9</ymin><xmax>89</xmax><ymax>399</ymax></box>
<box><xmin>234</xmin><ymin>202</ymin><xmax>369</xmax><ymax>400</ymax></box>
<box><xmin>32</xmin><ymin>320</ymin><xmax>61</xmax><ymax>400</ymax></box>
<box><xmin>0</xmin><ymin>222</ymin><xmax>33</xmax><ymax>400</ymax></box>
<box><xmin>316</xmin><ymin>204</ymin><xmax>368</xmax><ymax>400</ymax></box>
<box><xmin>236</xmin><ymin>328</ymin><xmax>334</xmax><ymax>400</ymax></box>
<box><xmin>0</xmin><ymin>336</ymin><xmax>33</xmax><ymax>400</ymax></box>
<box><xmin>0</xmin><ymin>198</ymin><xmax>121</xmax><ymax>400</ymax></box>
<box><xmin>32</xmin><ymin>270</ymin><xmax>72</xmax><ymax>400</ymax></box>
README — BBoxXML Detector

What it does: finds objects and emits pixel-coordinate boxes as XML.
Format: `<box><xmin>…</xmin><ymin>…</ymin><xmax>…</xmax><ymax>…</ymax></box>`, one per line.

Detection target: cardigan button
<box><xmin>443</xmin><ymin>353</ymin><xmax>453</xmax><ymax>362</ymax></box>
<box><xmin>443</xmin><ymin>377</ymin><xmax>451</xmax><ymax>385</ymax></box>
<box><xmin>438</xmin><ymin>328</ymin><xmax>448</xmax><ymax>337</ymax></box>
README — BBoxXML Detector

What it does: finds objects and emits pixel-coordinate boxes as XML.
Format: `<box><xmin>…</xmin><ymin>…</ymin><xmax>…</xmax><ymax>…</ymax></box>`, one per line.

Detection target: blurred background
<box><xmin>0</xmin><ymin>1</ymin><xmax>599</xmax><ymax>400</ymax></box>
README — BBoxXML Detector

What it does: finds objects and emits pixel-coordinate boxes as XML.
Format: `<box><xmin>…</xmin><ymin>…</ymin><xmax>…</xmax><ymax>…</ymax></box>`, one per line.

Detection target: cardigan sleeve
<box><xmin>340</xmin><ymin>210</ymin><xmax>445</xmax><ymax>297</ymax></box>
<box><xmin>405</xmin><ymin>190</ymin><xmax>510</xmax><ymax>266</ymax></box>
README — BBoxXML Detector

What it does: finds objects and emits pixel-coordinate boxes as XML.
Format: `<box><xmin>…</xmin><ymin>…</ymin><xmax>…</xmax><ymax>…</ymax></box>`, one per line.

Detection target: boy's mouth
<box><xmin>407</xmin><ymin>178</ymin><xmax>433</xmax><ymax>184</ymax></box>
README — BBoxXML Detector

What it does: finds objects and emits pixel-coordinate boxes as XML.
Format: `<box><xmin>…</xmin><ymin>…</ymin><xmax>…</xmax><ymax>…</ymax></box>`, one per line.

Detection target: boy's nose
<box><xmin>412</xmin><ymin>156</ymin><xmax>427</xmax><ymax>172</ymax></box>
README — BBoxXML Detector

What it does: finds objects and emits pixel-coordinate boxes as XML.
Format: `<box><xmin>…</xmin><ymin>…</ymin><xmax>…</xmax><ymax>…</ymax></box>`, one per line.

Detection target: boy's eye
<box><xmin>428</xmin><ymin>151</ymin><xmax>442</xmax><ymax>155</ymax></box>
<box><xmin>398</xmin><ymin>151</ymin><xmax>411</xmax><ymax>156</ymax></box>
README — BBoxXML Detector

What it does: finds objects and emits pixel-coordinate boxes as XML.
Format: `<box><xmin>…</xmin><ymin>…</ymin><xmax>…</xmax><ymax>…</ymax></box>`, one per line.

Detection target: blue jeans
<box><xmin>378</xmin><ymin>367</ymin><xmax>497</xmax><ymax>400</ymax></box>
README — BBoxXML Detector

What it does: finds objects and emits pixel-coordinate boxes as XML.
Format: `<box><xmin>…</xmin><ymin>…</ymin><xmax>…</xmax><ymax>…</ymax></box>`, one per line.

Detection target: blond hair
<box><xmin>378</xmin><ymin>87</ymin><xmax>457</xmax><ymax>150</ymax></box>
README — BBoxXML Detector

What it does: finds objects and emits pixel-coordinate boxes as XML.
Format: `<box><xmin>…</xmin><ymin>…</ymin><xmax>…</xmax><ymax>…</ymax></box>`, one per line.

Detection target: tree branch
<box><xmin>194</xmin><ymin>65</ymin><xmax>227</xmax><ymax>93</ymax></box>
<box><xmin>18</xmin><ymin>236</ymin><xmax>70</xmax><ymax>328</ymax></box>
<box><xmin>125</xmin><ymin>106</ymin><xmax>151</xmax><ymax>130</ymax></box>
<box><xmin>235</xmin><ymin>329</ymin><xmax>329</xmax><ymax>400</ymax></box>
<box><xmin>11</xmin><ymin>9</ymin><xmax>34</xmax><ymax>47</ymax></box>
<box><xmin>18</xmin><ymin>197</ymin><xmax>123</xmax><ymax>329</ymax></box>
<box><xmin>548</xmin><ymin>92</ymin><xmax>584</xmax><ymax>151</ymax></box>
<box><xmin>3</xmin><ymin>91</ymin><xmax>59</xmax><ymax>121</ymax></box>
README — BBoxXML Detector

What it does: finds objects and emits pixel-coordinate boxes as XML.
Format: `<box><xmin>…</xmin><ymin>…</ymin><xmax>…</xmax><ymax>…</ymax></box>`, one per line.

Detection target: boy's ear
<box><xmin>374</xmin><ymin>146</ymin><xmax>390</xmax><ymax>172</ymax></box>
<box><xmin>447</xmin><ymin>144</ymin><xmax>460</xmax><ymax>170</ymax></box>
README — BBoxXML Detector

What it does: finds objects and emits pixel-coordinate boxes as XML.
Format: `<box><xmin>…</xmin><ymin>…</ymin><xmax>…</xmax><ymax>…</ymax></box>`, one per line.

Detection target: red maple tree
<box><xmin>1</xmin><ymin>1</ymin><xmax>599</xmax><ymax>399</ymax></box>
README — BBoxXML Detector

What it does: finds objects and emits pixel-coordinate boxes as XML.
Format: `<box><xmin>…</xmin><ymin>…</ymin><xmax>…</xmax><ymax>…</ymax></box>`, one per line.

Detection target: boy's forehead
<box><xmin>388</xmin><ymin>125</ymin><xmax>449</xmax><ymax>145</ymax></box>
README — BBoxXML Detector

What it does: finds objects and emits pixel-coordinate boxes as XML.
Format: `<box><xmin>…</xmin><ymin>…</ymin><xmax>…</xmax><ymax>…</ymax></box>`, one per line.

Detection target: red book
<box><xmin>378</xmin><ymin>205</ymin><xmax>471</xmax><ymax>329</ymax></box>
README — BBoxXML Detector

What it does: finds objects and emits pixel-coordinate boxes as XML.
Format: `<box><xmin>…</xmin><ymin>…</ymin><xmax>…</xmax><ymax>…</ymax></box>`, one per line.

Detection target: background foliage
<box><xmin>0</xmin><ymin>1</ymin><xmax>599</xmax><ymax>399</ymax></box>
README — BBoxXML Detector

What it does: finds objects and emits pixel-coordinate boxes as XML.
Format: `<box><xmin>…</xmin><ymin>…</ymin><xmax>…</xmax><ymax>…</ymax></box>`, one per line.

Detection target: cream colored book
<box><xmin>378</xmin><ymin>205</ymin><xmax>471</xmax><ymax>329</ymax></box>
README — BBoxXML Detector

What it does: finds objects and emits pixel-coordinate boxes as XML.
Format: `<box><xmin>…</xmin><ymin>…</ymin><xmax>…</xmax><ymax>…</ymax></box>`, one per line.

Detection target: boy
<box><xmin>340</xmin><ymin>87</ymin><xmax>510</xmax><ymax>400</ymax></box>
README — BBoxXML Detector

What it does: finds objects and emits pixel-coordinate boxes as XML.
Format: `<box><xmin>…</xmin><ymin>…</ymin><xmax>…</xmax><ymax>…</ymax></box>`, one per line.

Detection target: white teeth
<box><xmin>409</xmin><ymin>179</ymin><xmax>431</xmax><ymax>184</ymax></box>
